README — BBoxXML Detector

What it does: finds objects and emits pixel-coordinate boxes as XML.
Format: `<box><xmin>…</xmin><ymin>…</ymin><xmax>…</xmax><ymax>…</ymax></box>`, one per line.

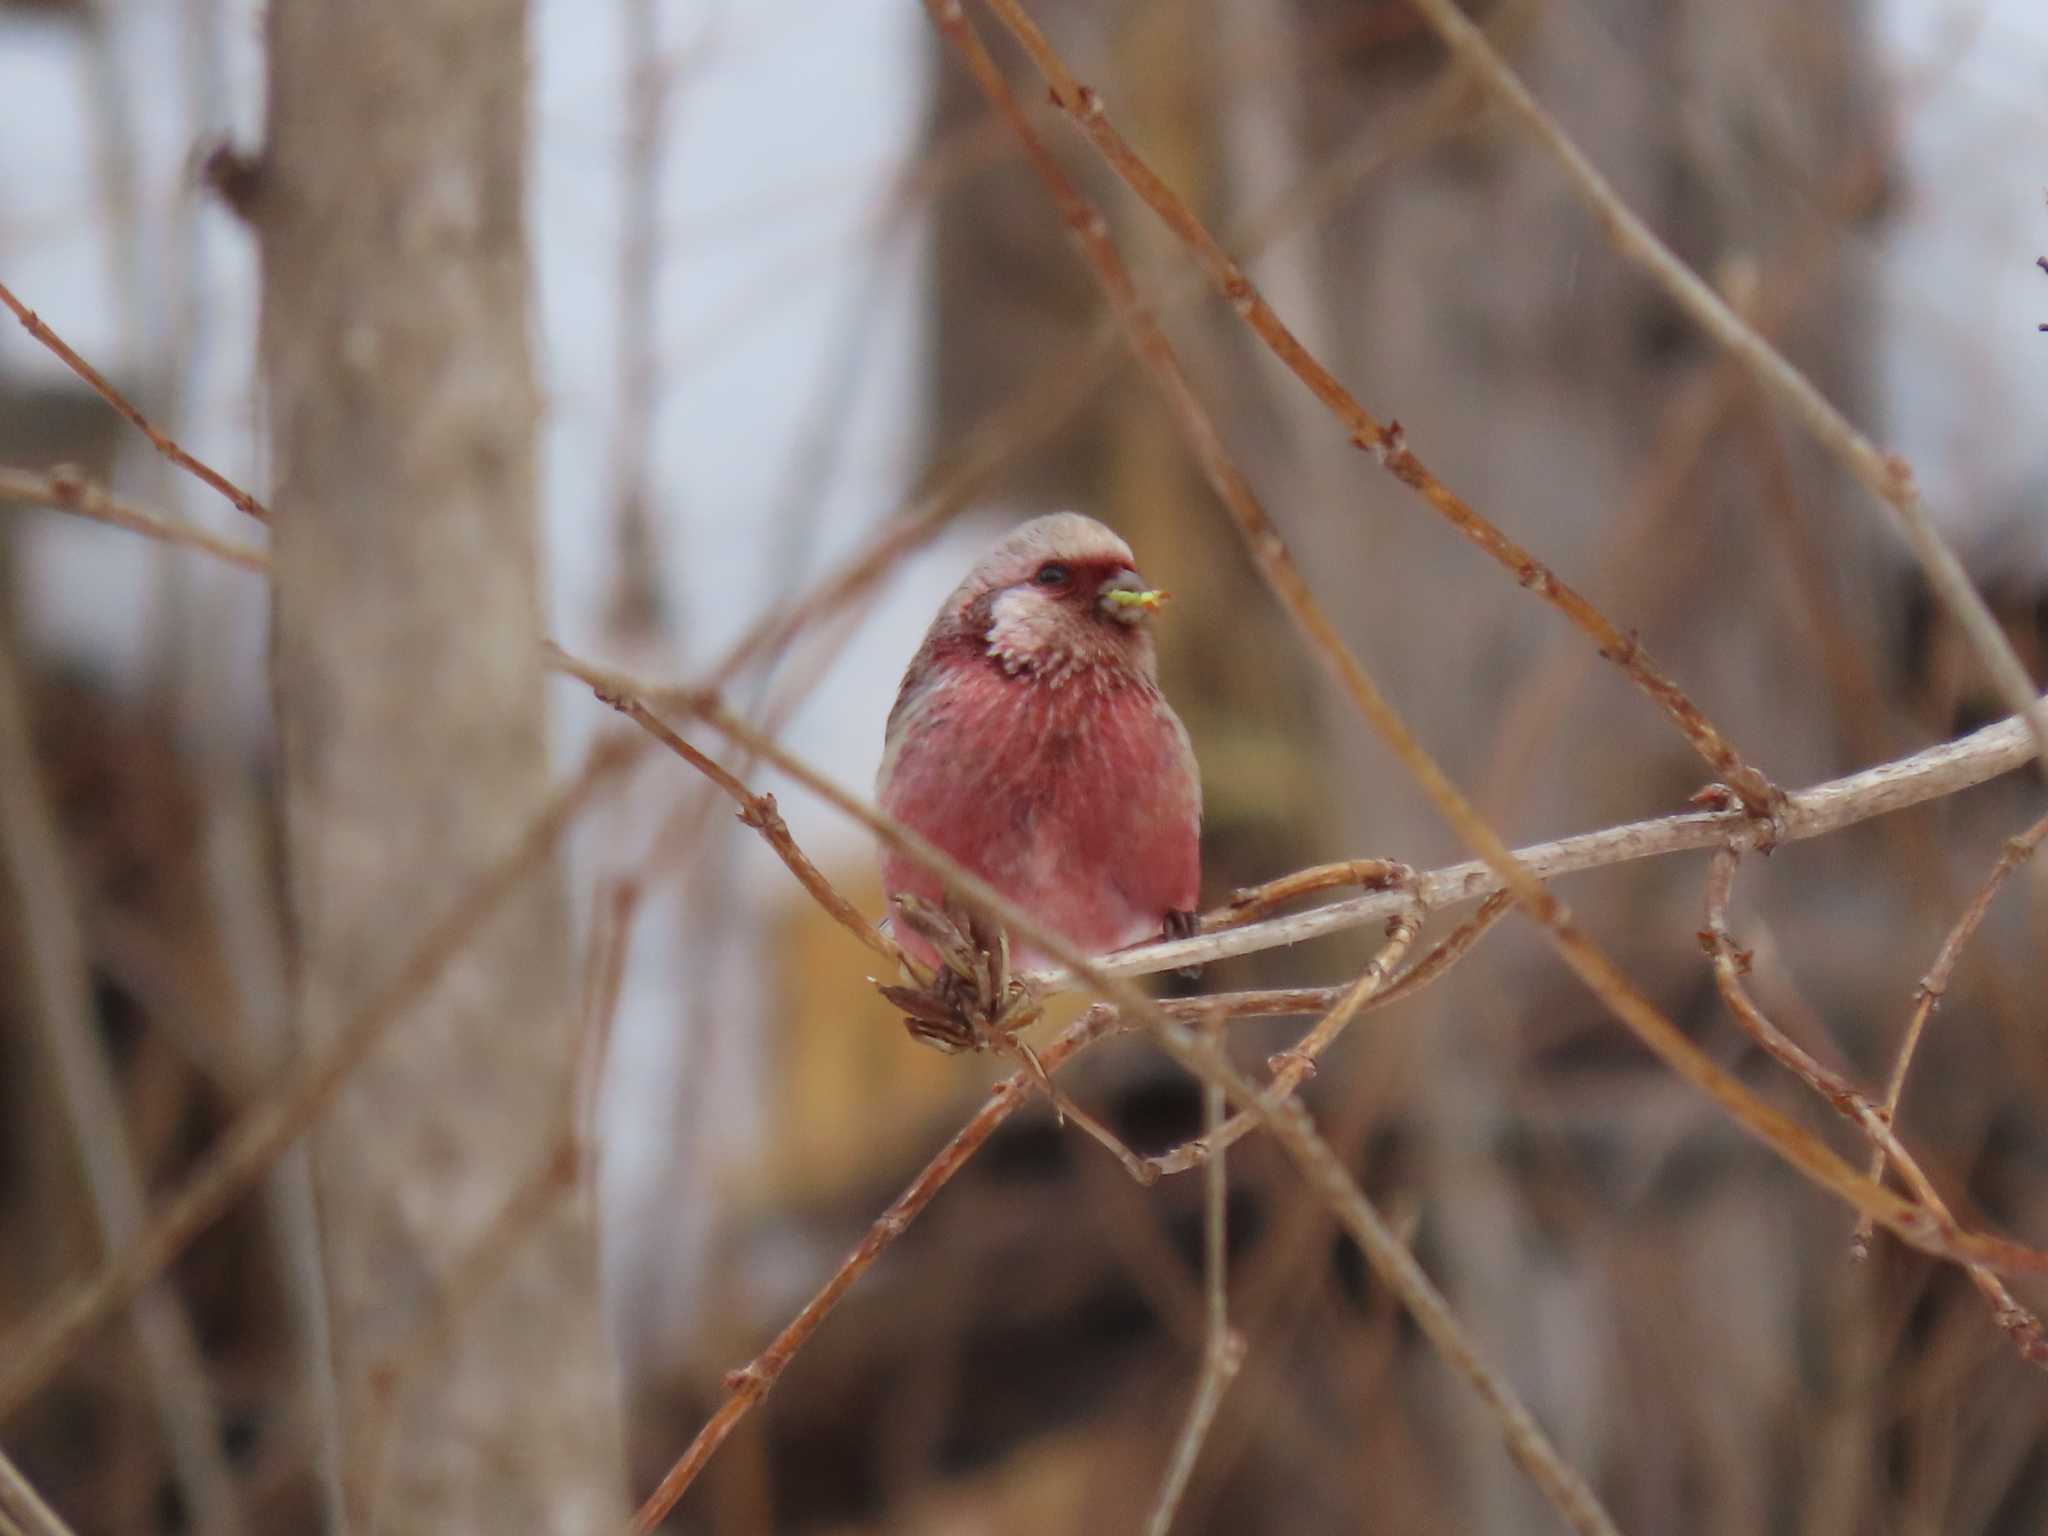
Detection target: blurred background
<box><xmin>3</xmin><ymin>0</ymin><xmax>2047</xmax><ymax>1531</ymax></box>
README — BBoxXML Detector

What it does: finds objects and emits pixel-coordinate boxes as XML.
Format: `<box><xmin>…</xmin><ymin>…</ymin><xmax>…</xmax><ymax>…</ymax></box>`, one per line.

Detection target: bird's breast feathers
<box><xmin>877</xmin><ymin>658</ymin><xmax>1201</xmax><ymax>938</ymax></box>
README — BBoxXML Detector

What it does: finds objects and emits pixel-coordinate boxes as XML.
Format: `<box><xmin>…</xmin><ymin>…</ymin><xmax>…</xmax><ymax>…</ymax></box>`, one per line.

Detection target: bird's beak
<box><xmin>1100</xmin><ymin>570</ymin><xmax>1170</xmax><ymax>624</ymax></box>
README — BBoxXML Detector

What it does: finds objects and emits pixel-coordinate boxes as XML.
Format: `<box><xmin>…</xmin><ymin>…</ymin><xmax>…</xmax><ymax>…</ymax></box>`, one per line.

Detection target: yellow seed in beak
<box><xmin>1103</xmin><ymin>587</ymin><xmax>1170</xmax><ymax>611</ymax></box>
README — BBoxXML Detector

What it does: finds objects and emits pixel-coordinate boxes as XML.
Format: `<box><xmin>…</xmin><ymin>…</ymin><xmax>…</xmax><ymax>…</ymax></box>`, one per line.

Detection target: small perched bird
<box><xmin>878</xmin><ymin>512</ymin><xmax>1202</xmax><ymax>976</ymax></box>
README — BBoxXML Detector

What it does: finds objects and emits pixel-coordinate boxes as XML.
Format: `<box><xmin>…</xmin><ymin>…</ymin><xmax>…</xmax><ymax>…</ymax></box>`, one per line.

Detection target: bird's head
<box><xmin>944</xmin><ymin>512</ymin><xmax>1171</xmax><ymax>682</ymax></box>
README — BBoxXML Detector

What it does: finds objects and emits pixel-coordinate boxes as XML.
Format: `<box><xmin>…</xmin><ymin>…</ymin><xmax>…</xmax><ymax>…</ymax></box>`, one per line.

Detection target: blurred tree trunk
<box><xmin>258</xmin><ymin>2</ymin><xmax>626</xmax><ymax>1529</ymax></box>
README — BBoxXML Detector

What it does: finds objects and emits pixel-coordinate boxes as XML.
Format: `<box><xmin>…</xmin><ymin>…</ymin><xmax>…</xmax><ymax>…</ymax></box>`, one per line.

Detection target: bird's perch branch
<box><xmin>1054</xmin><ymin>700</ymin><xmax>2046</xmax><ymax>985</ymax></box>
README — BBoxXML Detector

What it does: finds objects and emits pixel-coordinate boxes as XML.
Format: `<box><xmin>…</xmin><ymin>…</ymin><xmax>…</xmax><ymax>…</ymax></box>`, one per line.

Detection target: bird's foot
<box><xmin>1162</xmin><ymin>907</ymin><xmax>1203</xmax><ymax>983</ymax></box>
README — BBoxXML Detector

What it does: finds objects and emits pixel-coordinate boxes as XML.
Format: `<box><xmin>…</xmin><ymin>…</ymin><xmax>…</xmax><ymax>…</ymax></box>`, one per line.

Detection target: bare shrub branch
<box><xmin>1703</xmin><ymin>846</ymin><xmax>2048</xmax><ymax>1370</ymax></box>
<box><xmin>1854</xmin><ymin>811</ymin><xmax>2048</xmax><ymax>1257</ymax></box>
<box><xmin>0</xmin><ymin>280</ymin><xmax>268</xmax><ymax>523</ymax></box>
<box><xmin>0</xmin><ymin>465</ymin><xmax>268</xmax><ymax>572</ymax></box>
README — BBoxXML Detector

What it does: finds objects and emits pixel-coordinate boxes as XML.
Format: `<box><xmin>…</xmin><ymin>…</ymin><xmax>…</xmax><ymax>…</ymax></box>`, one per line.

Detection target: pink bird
<box><xmin>877</xmin><ymin>512</ymin><xmax>1202</xmax><ymax>976</ymax></box>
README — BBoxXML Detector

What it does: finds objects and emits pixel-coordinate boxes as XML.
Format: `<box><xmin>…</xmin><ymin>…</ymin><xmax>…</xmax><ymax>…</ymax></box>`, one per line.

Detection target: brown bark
<box><xmin>258</xmin><ymin>2</ymin><xmax>625</xmax><ymax>1528</ymax></box>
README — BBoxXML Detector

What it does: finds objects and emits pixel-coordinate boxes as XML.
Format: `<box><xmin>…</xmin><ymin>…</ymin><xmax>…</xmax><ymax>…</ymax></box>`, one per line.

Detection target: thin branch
<box><xmin>0</xmin><ymin>1447</ymin><xmax>81</xmax><ymax>1536</ymax></box>
<box><xmin>1384</xmin><ymin>0</ymin><xmax>2048</xmax><ymax>780</ymax></box>
<box><xmin>1213</xmin><ymin>858</ymin><xmax>1412</xmax><ymax>929</ymax></box>
<box><xmin>1703</xmin><ymin>846</ymin><xmax>2048</xmax><ymax>1370</ymax></box>
<box><xmin>0</xmin><ymin>464</ymin><xmax>268</xmax><ymax>573</ymax></box>
<box><xmin>975</xmin><ymin>0</ymin><xmax>1779</xmax><ymax>818</ymax></box>
<box><xmin>1855</xmin><ymin>811</ymin><xmax>2048</xmax><ymax>1255</ymax></box>
<box><xmin>566</xmin><ymin>667</ymin><xmax>902</xmax><ymax>966</ymax></box>
<box><xmin>1074</xmin><ymin>701</ymin><xmax>2048</xmax><ymax>984</ymax></box>
<box><xmin>0</xmin><ymin>279</ymin><xmax>269</xmax><ymax>523</ymax></box>
<box><xmin>0</xmin><ymin>735</ymin><xmax>643</xmax><ymax>1422</ymax></box>
<box><xmin>1144</xmin><ymin>1010</ymin><xmax>1245</xmax><ymax>1536</ymax></box>
<box><xmin>628</xmin><ymin>1002</ymin><xmax>1126</xmax><ymax>1534</ymax></box>
<box><xmin>1146</xmin><ymin>891</ymin><xmax>1512</xmax><ymax>1178</ymax></box>
<box><xmin>1163</xmin><ymin>1024</ymin><xmax>1623</xmax><ymax>1536</ymax></box>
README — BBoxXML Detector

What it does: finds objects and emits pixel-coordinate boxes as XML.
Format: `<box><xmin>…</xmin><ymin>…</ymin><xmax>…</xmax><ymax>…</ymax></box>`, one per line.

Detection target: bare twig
<box><xmin>0</xmin><ymin>464</ymin><xmax>268</xmax><ymax>572</ymax></box>
<box><xmin>975</xmin><ymin>0</ymin><xmax>1779</xmax><ymax>818</ymax></box>
<box><xmin>0</xmin><ymin>1446</ymin><xmax>81</xmax><ymax>1536</ymax></box>
<box><xmin>0</xmin><ymin>735</ymin><xmax>642</xmax><ymax>1421</ymax></box>
<box><xmin>1144</xmin><ymin>1010</ymin><xmax>1245</xmax><ymax>1536</ymax></box>
<box><xmin>1146</xmin><ymin>892</ymin><xmax>1511</xmax><ymax>1178</ymax></box>
<box><xmin>1854</xmin><ymin>811</ymin><xmax>2048</xmax><ymax>1256</ymax></box>
<box><xmin>566</xmin><ymin>666</ymin><xmax>900</xmax><ymax>966</ymax></box>
<box><xmin>0</xmin><ymin>279</ymin><xmax>269</xmax><ymax>523</ymax></box>
<box><xmin>1382</xmin><ymin>0</ymin><xmax>2048</xmax><ymax>780</ymax></box>
<box><xmin>1702</xmin><ymin>846</ymin><xmax>2048</xmax><ymax>1370</ymax></box>
<box><xmin>628</xmin><ymin>1003</ymin><xmax>1126</xmax><ymax>1533</ymax></box>
<box><xmin>1214</xmin><ymin>858</ymin><xmax>1412</xmax><ymax>929</ymax></box>
<box><xmin>1163</xmin><ymin>1024</ymin><xmax>1623</xmax><ymax>1536</ymax></box>
<box><xmin>1075</xmin><ymin>701</ymin><xmax>2048</xmax><ymax>984</ymax></box>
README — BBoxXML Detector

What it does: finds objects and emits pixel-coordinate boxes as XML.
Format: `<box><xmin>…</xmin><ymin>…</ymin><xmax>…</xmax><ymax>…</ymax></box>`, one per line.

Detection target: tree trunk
<box><xmin>258</xmin><ymin>2</ymin><xmax>626</xmax><ymax>1528</ymax></box>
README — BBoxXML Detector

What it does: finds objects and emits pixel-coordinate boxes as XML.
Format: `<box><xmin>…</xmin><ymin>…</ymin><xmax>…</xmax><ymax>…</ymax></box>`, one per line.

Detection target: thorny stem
<box><xmin>931</xmin><ymin>8</ymin><xmax>2048</xmax><ymax>1346</ymax></box>
<box><xmin>1703</xmin><ymin>845</ymin><xmax>2048</xmax><ymax>1370</ymax></box>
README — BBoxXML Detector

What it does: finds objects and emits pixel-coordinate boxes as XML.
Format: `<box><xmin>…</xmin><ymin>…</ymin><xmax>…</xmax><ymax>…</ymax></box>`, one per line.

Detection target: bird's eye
<box><xmin>1034</xmin><ymin>562</ymin><xmax>1070</xmax><ymax>587</ymax></box>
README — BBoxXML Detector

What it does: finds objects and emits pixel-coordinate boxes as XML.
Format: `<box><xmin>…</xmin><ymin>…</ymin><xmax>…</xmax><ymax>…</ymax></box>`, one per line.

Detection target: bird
<box><xmin>877</xmin><ymin>512</ymin><xmax>1202</xmax><ymax>980</ymax></box>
